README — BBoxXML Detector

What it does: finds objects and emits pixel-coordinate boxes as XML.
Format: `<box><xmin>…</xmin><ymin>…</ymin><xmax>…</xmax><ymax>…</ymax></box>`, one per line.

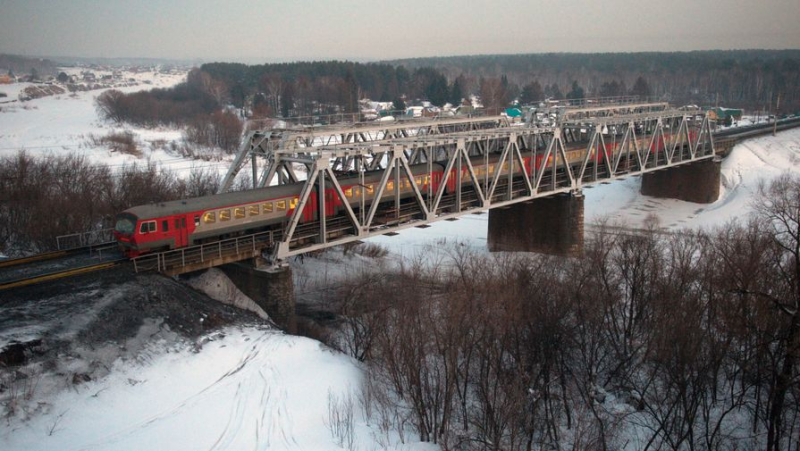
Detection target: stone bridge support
<box><xmin>640</xmin><ymin>157</ymin><xmax>721</xmax><ymax>204</ymax></box>
<box><xmin>220</xmin><ymin>262</ymin><xmax>296</xmax><ymax>332</ymax></box>
<box><xmin>488</xmin><ymin>192</ymin><xmax>584</xmax><ymax>257</ymax></box>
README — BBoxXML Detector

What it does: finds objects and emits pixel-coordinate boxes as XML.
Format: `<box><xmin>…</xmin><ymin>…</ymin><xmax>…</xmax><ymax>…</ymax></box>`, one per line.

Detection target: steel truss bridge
<box><xmin>133</xmin><ymin>101</ymin><xmax>716</xmax><ymax>274</ymax></box>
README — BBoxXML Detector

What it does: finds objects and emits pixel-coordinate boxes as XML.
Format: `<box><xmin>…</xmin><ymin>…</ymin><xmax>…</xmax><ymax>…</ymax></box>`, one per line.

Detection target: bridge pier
<box><xmin>640</xmin><ymin>157</ymin><xmax>721</xmax><ymax>204</ymax></box>
<box><xmin>488</xmin><ymin>192</ymin><xmax>584</xmax><ymax>257</ymax></box>
<box><xmin>220</xmin><ymin>262</ymin><xmax>296</xmax><ymax>332</ymax></box>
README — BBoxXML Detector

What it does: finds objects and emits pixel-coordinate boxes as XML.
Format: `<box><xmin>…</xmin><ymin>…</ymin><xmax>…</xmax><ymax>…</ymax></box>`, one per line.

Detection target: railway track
<box><xmin>0</xmin><ymin>241</ymin><xmax>118</xmax><ymax>269</ymax></box>
<box><xmin>0</xmin><ymin>242</ymin><xmax>125</xmax><ymax>291</ymax></box>
<box><xmin>0</xmin><ymin>258</ymin><xmax>128</xmax><ymax>291</ymax></box>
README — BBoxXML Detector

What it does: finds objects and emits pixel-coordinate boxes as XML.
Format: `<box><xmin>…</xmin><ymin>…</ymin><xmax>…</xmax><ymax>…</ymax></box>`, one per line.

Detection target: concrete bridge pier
<box><xmin>640</xmin><ymin>157</ymin><xmax>721</xmax><ymax>204</ymax></box>
<box><xmin>488</xmin><ymin>192</ymin><xmax>584</xmax><ymax>257</ymax></box>
<box><xmin>220</xmin><ymin>261</ymin><xmax>296</xmax><ymax>332</ymax></box>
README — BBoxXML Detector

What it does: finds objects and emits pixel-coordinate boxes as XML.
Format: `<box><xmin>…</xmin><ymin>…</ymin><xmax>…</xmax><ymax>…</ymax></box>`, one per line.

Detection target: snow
<box><xmin>0</xmin><ymin>68</ymin><xmax>233</xmax><ymax>179</ymax></box>
<box><xmin>2</xmin><ymin>329</ymin><xmax>372</xmax><ymax>450</ymax></box>
<box><xmin>185</xmin><ymin>268</ymin><xmax>271</xmax><ymax>321</ymax></box>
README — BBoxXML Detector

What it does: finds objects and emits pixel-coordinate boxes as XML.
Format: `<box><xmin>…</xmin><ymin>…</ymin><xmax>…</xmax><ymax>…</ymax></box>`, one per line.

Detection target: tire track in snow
<box><xmin>75</xmin><ymin>331</ymin><xmax>280</xmax><ymax>451</ymax></box>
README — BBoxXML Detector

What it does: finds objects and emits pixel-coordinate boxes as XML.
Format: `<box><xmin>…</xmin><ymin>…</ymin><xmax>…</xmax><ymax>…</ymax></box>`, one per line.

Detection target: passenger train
<box><xmin>114</xmin><ymin>132</ymin><xmax>692</xmax><ymax>256</ymax></box>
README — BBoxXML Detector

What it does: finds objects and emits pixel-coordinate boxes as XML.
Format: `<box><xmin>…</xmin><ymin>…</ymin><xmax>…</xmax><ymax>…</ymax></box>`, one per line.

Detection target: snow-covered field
<box><xmin>0</xmin><ymin>68</ymin><xmax>232</xmax><ymax>178</ymax></box>
<box><xmin>3</xmin><ymin>76</ymin><xmax>800</xmax><ymax>449</ymax></box>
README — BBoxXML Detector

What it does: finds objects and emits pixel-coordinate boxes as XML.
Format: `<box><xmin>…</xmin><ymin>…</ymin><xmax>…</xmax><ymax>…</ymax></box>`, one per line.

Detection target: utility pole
<box><xmin>773</xmin><ymin>94</ymin><xmax>780</xmax><ymax>137</ymax></box>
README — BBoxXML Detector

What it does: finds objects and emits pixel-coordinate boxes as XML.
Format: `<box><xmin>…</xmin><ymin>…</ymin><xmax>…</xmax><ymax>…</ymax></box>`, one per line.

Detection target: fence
<box><xmin>56</xmin><ymin>228</ymin><xmax>115</xmax><ymax>250</ymax></box>
<box><xmin>131</xmin><ymin>230</ymin><xmax>276</xmax><ymax>274</ymax></box>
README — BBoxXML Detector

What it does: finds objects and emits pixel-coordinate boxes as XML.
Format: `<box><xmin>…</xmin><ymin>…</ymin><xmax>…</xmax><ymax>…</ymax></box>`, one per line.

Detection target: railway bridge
<box><xmin>131</xmin><ymin>100</ymin><xmax>720</xmax><ymax>278</ymax></box>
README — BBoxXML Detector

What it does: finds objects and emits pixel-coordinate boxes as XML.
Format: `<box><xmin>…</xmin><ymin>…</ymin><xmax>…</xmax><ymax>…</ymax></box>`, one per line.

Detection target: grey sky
<box><xmin>1</xmin><ymin>0</ymin><xmax>798</xmax><ymax>61</ymax></box>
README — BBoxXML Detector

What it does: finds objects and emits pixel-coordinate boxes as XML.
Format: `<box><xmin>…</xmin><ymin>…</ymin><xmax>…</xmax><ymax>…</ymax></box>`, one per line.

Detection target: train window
<box><xmin>162</xmin><ymin>220</ymin><xmax>169</xmax><ymax>232</ymax></box>
<box><xmin>139</xmin><ymin>221</ymin><xmax>156</xmax><ymax>233</ymax></box>
<box><xmin>203</xmin><ymin>212</ymin><xmax>216</xmax><ymax>223</ymax></box>
<box><xmin>182</xmin><ymin>218</ymin><xmax>186</xmax><ymax>228</ymax></box>
<box><xmin>345</xmin><ymin>187</ymin><xmax>353</xmax><ymax>198</ymax></box>
<box><xmin>289</xmin><ymin>198</ymin><xmax>298</xmax><ymax>209</ymax></box>
<box><xmin>234</xmin><ymin>207</ymin><xmax>245</xmax><ymax>219</ymax></box>
<box><xmin>489</xmin><ymin>164</ymin><xmax>495</xmax><ymax>174</ymax></box>
<box><xmin>194</xmin><ymin>215</ymin><xmax>200</xmax><ymax>226</ymax></box>
<box><xmin>263</xmin><ymin>202</ymin><xmax>273</xmax><ymax>213</ymax></box>
<box><xmin>386</xmin><ymin>181</ymin><xmax>394</xmax><ymax>192</ymax></box>
<box><xmin>366</xmin><ymin>184</ymin><xmax>374</xmax><ymax>194</ymax></box>
<box><xmin>249</xmin><ymin>205</ymin><xmax>260</xmax><ymax>216</ymax></box>
<box><xmin>415</xmin><ymin>177</ymin><xmax>422</xmax><ymax>186</ymax></box>
<box><xmin>220</xmin><ymin>209</ymin><xmax>231</xmax><ymax>221</ymax></box>
<box><xmin>277</xmin><ymin>200</ymin><xmax>286</xmax><ymax>211</ymax></box>
<box><xmin>174</xmin><ymin>219</ymin><xmax>180</xmax><ymax>229</ymax></box>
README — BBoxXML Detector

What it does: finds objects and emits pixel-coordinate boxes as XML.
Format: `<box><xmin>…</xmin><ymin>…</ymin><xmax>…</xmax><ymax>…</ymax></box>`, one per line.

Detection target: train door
<box><xmin>174</xmin><ymin>216</ymin><xmax>189</xmax><ymax>248</ymax></box>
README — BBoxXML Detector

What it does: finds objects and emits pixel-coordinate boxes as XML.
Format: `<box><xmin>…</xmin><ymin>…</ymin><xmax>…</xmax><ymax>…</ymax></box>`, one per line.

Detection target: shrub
<box><xmin>95</xmin><ymin>83</ymin><xmax>219</xmax><ymax>127</ymax></box>
<box><xmin>90</xmin><ymin>131</ymin><xmax>140</xmax><ymax>157</ymax></box>
<box><xmin>184</xmin><ymin>110</ymin><xmax>243</xmax><ymax>153</ymax></box>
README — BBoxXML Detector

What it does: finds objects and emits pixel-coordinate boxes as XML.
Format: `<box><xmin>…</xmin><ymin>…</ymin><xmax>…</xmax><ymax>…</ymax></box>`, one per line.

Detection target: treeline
<box><xmin>389</xmin><ymin>50</ymin><xmax>800</xmax><ymax>111</ymax></box>
<box><xmin>327</xmin><ymin>175</ymin><xmax>800</xmax><ymax>450</ymax></box>
<box><xmin>200</xmin><ymin>61</ymin><xmax>467</xmax><ymax>116</ymax></box>
<box><xmin>0</xmin><ymin>152</ymin><xmax>224</xmax><ymax>255</ymax></box>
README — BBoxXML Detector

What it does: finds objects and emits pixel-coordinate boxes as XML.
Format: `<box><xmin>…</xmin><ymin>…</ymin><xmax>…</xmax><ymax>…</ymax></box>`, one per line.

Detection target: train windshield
<box><xmin>115</xmin><ymin>214</ymin><xmax>136</xmax><ymax>234</ymax></box>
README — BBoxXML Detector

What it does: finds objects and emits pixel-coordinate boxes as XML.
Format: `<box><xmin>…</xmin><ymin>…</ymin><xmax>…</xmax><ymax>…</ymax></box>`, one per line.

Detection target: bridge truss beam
<box><xmin>219</xmin><ymin>115</ymin><xmax>511</xmax><ymax>193</ymax></box>
<box><xmin>266</xmin><ymin>111</ymin><xmax>715</xmax><ymax>264</ymax></box>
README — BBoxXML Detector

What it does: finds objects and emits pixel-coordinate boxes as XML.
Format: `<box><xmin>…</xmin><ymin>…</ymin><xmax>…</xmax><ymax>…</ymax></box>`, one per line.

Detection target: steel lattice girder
<box><xmin>219</xmin><ymin>115</ymin><xmax>511</xmax><ymax>193</ymax></box>
<box><xmin>267</xmin><ymin>112</ymin><xmax>715</xmax><ymax>263</ymax></box>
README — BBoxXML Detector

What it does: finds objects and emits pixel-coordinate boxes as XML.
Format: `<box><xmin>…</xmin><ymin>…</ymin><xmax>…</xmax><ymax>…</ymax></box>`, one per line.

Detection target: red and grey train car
<box><xmin>114</xmin><ymin>132</ymin><xmax>690</xmax><ymax>256</ymax></box>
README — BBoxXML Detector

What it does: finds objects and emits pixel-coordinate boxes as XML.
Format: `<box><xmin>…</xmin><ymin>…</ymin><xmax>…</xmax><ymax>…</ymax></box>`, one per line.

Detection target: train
<box><xmin>114</xmin><ymin>131</ymin><xmax>691</xmax><ymax>257</ymax></box>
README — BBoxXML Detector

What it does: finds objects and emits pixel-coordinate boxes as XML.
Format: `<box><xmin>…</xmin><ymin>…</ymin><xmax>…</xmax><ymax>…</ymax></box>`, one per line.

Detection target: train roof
<box><xmin>122</xmin><ymin>159</ymin><xmax>459</xmax><ymax>220</ymax></box>
<box><xmin>123</xmin><ymin>183</ymin><xmax>304</xmax><ymax>220</ymax></box>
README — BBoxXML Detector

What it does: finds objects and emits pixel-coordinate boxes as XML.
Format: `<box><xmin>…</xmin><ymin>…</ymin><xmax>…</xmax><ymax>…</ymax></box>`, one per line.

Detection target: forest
<box><xmin>389</xmin><ymin>50</ymin><xmax>800</xmax><ymax>112</ymax></box>
<box><xmin>322</xmin><ymin>175</ymin><xmax>800</xmax><ymax>450</ymax></box>
<box><xmin>97</xmin><ymin>50</ymin><xmax>799</xmax><ymax>132</ymax></box>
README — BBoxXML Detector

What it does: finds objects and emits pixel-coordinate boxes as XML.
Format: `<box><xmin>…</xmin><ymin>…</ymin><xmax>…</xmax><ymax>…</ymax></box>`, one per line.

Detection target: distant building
<box><xmin>707</xmin><ymin>107</ymin><xmax>743</xmax><ymax>122</ymax></box>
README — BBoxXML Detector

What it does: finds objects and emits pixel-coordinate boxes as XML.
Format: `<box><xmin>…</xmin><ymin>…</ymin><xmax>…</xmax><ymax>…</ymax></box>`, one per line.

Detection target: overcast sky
<box><xmin>1</xmin><ymin>0</ymin><xmax>798</xmax><ymax>62</ymax></box>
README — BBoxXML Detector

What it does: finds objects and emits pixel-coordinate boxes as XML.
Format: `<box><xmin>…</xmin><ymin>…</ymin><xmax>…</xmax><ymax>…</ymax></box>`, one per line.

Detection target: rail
<box><xmin>131</xmin><ymin>230</ymin><xmax>276</xmax><ymax>274</ymax></box>
<box><xmin>0</xmin><ymin>258</ymin><xmax>127</xmax><ymax>291</ymax></box>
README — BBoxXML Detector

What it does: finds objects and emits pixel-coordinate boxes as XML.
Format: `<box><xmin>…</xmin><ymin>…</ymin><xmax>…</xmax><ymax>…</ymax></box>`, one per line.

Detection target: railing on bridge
<box><xmin>56</xmin><ymin>228</ymin><xmax>115</xmax><ymax>250</ymax></box>
<box><xmin>132</xmin><ymin>230</ymin><xmax>276</xmax><ymax>275</ymax></box>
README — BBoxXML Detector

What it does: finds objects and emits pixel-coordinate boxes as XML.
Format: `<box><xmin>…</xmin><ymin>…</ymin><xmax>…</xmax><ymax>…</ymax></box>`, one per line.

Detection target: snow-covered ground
<box><xmin>1</xmin><ymin>269</ymin><xmax>434</xmax><ymax>451</ymax></box>
<box><xmin>3</xmin><ymin>328</ymin><xmax>394</xmax><ymax>451</ymax></box>
<box><xmin>0</xmin><ymin>68</ymin><xmax>233</xmax><ymax>178</ymax></box>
